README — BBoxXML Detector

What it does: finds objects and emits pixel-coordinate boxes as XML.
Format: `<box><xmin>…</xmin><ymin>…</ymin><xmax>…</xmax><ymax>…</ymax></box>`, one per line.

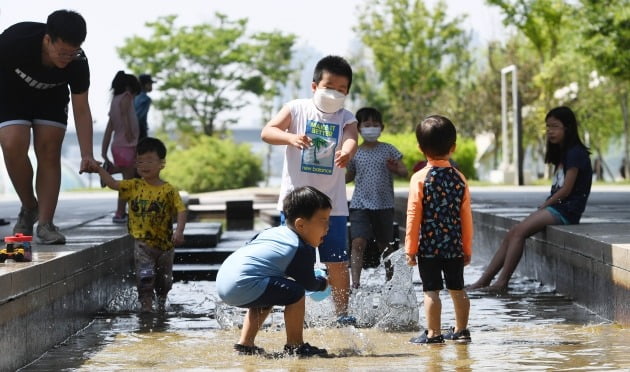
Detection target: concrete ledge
<box><xmin>0</xmin><ymin>217</ymin><xmax>133</xmax><ymax>371</ymax></box>
<box><xmin>469</xmin><ymin>211</ymin><xmax>630</xmax><ymax>324</ymax></box>
<box><xmin>394</xmin><ymin>191</ymin><xmax>630</xmax><ymax>325</ymax></box>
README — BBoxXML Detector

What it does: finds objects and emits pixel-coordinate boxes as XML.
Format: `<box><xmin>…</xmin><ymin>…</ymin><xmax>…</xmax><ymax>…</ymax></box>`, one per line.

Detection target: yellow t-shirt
<box><xmin>119</xmin><ymin>178</ymin><xmax>186</xmax><ymax>250</ymax></box>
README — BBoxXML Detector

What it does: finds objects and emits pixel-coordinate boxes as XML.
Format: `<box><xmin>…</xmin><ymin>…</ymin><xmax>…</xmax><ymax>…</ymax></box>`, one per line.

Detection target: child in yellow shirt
<box><xmin>90</xmin><ymin>137</ymin><xmax>186</xmax><ymax>312</ymax></box>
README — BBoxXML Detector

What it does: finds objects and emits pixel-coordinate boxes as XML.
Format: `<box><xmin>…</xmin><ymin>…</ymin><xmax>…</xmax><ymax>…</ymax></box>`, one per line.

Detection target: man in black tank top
<box><xmin>0</xmin><ymin>10</ymin><xmax>95</xmax><ymax>244</ymax></box>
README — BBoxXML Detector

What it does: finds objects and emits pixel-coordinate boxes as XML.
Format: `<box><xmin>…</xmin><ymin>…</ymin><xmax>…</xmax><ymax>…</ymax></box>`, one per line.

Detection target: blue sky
<box><xmin>0</xmin><ymin>0</ymin><xmax>505</xmax><ymax>130</ymax></box>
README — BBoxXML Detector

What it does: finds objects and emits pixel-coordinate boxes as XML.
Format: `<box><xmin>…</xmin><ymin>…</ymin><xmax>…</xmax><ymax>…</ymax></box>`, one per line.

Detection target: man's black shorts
<box><xmin>0</xmin><ymin>89</ymin><xmax>69</xmax><ymax>128</ymax></box>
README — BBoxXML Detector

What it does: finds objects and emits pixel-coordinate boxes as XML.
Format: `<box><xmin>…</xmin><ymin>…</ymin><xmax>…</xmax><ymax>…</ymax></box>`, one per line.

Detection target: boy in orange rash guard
<box><xmin>405</xmin><ymin>115</ymin><xmax>473</xmax><ymax>344</ymax></box>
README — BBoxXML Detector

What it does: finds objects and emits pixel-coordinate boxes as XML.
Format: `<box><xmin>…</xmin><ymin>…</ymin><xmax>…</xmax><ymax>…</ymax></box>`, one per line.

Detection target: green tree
<box><xmin>352</xmin><ymin>0</ymin><xmax>472</xmax><ymax>132</ymax></box>
<box><xmin>578</xmin><ymin>0</ymin><xmax>630</xmax><ymax>178</ymax></box>
<box><xmin>249</xmin><ymin>32</ymin><xmax>298</xmax><ymax>185</ymax></box>
<box><xmin>249</xmin><ymin>31</ymin><xmax>298</xmax><ymax>125</ymax></box>
<box><xmin>448</xmin><ymin>37</ymin><xmax>541</xmax><ymax>171</ymax></box>
<box><xmin>486</xmin><ymin>0</ymin><xmax>602</xmax><ymax>178</ymax></box>
<box><xmin>487</xmin><ymin>0</ymin><xmax>576</xmax><ymax>106</ymax></box>
<box><xmin>117</xmin><ymin>13</ymin><xmax>296</xmax><ymax>137</ymax></box>
<box><xmin>492</xmin><ymin>0</ymin><xmax>628</xmax><ymax>179</ymax></box>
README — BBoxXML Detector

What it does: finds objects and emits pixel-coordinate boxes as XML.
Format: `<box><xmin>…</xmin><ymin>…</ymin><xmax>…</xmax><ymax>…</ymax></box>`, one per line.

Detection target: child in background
<box><xmin>261</xmin><ymin>55</ymin><xmax>358</xmax><ymax>326</ymax></box>
<box><xmin>90</xmin><ymin>137</ymin><xmax>186</xmax><ymax>313</ymax></box>
<box><xmin>469</xmin><ymin>106</ymin><xmax>592</xmax><ymax>291</ymax></box>
<box><xmin>406</xmin><ymin>115</ymin><xmax>473</xmax><ymax>344</ymax></box>
<box><xmin>101</xmin><ymin>71</ymin><xmax>141</xmax><ymax>223</ymax></box>
<box><xmin>216</xmin><ymin>186</ymin><xmax>331</xmax><ymax>357</ymax></box>
<box><xmin>134</xmin><ymin>73</ymin><xmax>154</xmax><ymax>141</ymax></box>
<box><xmin>346</xmin><ymin>107</ymin><xmax>407</xmax><ymax>288</ymax></box>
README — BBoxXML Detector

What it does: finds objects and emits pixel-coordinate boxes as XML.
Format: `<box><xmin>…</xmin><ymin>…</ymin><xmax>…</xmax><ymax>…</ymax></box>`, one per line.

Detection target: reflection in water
<box><xmin>19</xmin><ymin>254</ymin><xmax>630</xmax><ymax>371</ymax></box>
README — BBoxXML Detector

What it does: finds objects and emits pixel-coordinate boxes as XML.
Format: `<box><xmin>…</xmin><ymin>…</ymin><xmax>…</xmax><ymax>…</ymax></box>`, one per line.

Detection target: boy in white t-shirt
<box><xmin>261</xmin><ymin>55</ymin><xmax>358</xmax><ymax>325</ymax></box>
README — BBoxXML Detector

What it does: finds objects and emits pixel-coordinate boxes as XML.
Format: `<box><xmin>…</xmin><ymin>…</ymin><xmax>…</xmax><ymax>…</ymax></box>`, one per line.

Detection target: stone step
<box><xmin>172</xmin><ymin>229</ymin><xmax>256</xmax><ymax>282</ymax></box>
<box><xmin>260</xmin><ymin>209</ymin><xmax>281</xmax><ymax>227</ymax></box>
<box><xmin>174</xmin><ymin>247</ymin><xmax>236</xmax><ymax>264</ymax></box>
<box><xmin>182</xmin><ymin>222</ymin><xmax>223</xmax><ymax>248</ymax></box>
<box><xmin>172</xmin><ymin>263</ymin><xmax>222</xmax><ymax>282</ymax></box>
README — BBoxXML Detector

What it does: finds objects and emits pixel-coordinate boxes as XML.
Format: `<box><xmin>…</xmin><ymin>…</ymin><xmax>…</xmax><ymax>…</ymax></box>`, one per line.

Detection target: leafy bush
<box><xmin>161</xmin><ymin>136</ymin><xmax>264</xmax><ymax>193</ymax></box>
<box><xmin>379</xmin><ymin>132</ymin><xmax>477</xmax><ymax>180</ymax></box>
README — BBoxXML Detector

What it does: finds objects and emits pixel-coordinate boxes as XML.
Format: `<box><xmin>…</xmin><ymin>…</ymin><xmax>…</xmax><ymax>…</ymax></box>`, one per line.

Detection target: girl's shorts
<box><xmin>546</xmin><ymin>206</ymin><xmax>570</xmax><ymax>225</ymax></box>
<box><xmin>112</xmin><ymin>145</ymin><xmax>136</xmax><ymax>168</ymax></box>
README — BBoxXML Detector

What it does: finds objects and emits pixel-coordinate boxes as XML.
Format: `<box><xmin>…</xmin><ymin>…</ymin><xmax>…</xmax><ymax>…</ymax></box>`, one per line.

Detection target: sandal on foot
<box><xmin>234</xmin><ymin>343</ymin><xmax>265</xmax><ymax>355</ymax></box>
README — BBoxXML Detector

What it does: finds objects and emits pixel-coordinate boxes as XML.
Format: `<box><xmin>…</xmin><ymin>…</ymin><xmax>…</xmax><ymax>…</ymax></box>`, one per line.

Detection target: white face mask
<box><xmin>313</xmin><ymin>88</ymin><xmax>346</xmax><ymax>113</ymax></box>
<box><xmin>360</xmin><ymin>126</ymin><xmax>382</xmax><ymax>142</ymax></box>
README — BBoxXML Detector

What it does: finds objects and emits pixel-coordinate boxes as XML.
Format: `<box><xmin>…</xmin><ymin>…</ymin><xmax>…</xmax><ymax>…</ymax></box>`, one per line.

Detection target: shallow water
<box><xmin>20</xmin><ymin>252</ymin><xmax>630</xmax><ymax>371</ymax></box>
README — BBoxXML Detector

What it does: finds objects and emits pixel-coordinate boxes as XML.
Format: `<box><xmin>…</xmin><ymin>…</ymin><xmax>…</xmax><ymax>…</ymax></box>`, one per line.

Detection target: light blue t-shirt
<box><xmin>216</xmin><ymin>225</ymin><xmax>323</xmax><ymax>307</ymax></box>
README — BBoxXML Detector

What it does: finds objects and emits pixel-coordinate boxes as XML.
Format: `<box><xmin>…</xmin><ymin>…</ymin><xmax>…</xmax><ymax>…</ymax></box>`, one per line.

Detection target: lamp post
<box><xmin>501</xmin><ymin>65</ymin><xmax>523</xmax><ymax>186</ymax></box>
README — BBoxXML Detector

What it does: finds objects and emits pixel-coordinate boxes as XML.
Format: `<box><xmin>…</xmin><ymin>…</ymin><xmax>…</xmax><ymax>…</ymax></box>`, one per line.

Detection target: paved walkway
<box><xmin>1</xmin><ymin>185</ymin><xmax>629</xmax><ymax>248</ymax></box>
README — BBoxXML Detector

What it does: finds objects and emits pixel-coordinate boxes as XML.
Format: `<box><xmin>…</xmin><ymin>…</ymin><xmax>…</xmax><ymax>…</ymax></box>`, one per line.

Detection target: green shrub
<box><xmin>379</xmin><ymin>132</ymin><xmax>477</xmax><ymax>180</ymax></box>
<box><xmin>161</xmin><ymin>136</ymin><xmax>264</xmax><ymax>193</ymax></box>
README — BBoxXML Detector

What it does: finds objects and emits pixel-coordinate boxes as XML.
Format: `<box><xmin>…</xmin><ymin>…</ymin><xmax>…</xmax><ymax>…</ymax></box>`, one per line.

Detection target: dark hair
<box><xmin>282</xmin><ymin>186</ymin><xmax>332</xmax><ymax>226</ymax></box>
<box><xmin>139</xmin><ymin>74</ymin><xmax>153</xmax><ymax>85</ymax></box>
<box><xmin>355</xmin><ymin>107</ymin><xmax>383</xmax><ymax>128</ymax></box>
<box><xmin>137</xmin><ymin>137</ymin><xmax>167</xmax><ymax>159</ymax></box>
<box><xmin>544</xmin><ymin>106</ymin><xmax>590</xmax><ymax>166</ymax></box>
<box><xmin>313</xmin><ymin>55</ymin><xmax>353</xmax><ymax>91</ymax></box>
<box><xmin>46</xmin><ymin>10</ymin><xmax>86</xmax><ymax>46</ymax></box>
<box><xmin>415</xmin><ymin>115</ymin><xmax>457</xmax><ymax>158</ymax></box>
<box><xmin>111</xmin><ymin>71</ymin><xmax>141</xmax><ymax>96</ymax></box>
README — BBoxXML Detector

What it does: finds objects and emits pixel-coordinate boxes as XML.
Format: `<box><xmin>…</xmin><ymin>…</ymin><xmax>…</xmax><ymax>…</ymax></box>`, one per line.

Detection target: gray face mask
<box><xmin>313</xmin><ymin>88</ymin><xmax>346</xmax><ymax>113</ymax></box>
<box><xmin>360</xmin><ymin>126</ymin><xmax>382</xmax><ymax>142</ymax></box>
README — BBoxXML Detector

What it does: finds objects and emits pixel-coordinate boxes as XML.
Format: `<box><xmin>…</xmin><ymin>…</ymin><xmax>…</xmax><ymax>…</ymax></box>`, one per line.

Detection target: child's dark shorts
<box><xmin>240</xmin><ymin>276</ymin><xmax>304</xmax><ymax>308</ymax></box>
<box><xmin>349</xmin><ymin>208</ymin><xmax>395</xmax><ymax>244</ymax></box>
<box><xmin>417</xmin><ymin>256</ymin><xmax>465</xmax><ymax>292</ymax></box>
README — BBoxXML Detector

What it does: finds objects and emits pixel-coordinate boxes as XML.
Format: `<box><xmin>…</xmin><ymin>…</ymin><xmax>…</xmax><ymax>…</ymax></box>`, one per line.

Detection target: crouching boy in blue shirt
<box><xmin>216</xmin><ymin>186</ymin><xmax>331</xmax><ymax>357</ymax></box>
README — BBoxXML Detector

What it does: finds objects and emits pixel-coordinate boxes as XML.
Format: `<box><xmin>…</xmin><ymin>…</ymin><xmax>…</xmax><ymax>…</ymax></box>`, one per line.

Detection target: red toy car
<box><xmin>1</xmin><ymin>233</ymin><xmax>33</xmax><ymax>262</ymax></box>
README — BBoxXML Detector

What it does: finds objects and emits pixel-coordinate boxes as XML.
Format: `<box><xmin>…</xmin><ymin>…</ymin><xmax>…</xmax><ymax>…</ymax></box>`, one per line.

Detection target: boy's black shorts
<box><xmin>418</xmin><ymin>256</ymin><xmax>465</xmax><ymax>292</ymax></box>
<box><xmin>240</xmin><ymin>276</ymin><xmax>304</xmax><ymax>308</ymax></box>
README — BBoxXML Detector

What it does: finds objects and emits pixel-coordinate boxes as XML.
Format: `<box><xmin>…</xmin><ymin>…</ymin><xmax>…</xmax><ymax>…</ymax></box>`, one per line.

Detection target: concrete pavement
<box><xmin>0</xmin><ymin>185</ymin><xmax>629</xmax><ymax>370</ymax></box>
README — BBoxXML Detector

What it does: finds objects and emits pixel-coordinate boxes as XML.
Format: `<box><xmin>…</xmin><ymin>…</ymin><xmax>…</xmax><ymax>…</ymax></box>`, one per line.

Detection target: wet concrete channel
<box><xmin>1</xmin><ymin>186</ymin><xmax>629</xmax><ymax>370</ymax></box>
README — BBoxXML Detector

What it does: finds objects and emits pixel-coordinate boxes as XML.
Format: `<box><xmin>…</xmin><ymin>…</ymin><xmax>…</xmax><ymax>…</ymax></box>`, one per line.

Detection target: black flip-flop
<box><xmin>0</xmin><ymin>218</ymin><xmax>9</xmax><ymax>226</ymax></box>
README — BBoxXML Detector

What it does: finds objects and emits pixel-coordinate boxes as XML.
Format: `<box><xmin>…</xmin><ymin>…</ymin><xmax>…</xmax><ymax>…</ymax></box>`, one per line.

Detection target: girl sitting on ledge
<box><xmin>469</xmin><ymin>106</ymin><xmax>592</xmax><ymax>291</ymax></box>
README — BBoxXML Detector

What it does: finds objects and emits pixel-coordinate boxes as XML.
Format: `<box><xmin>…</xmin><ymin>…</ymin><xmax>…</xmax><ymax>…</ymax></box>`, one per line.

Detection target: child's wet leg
<box><xmin>449</xmin><ymin>289</ymin><xmax>470</xmax><ymax>332</ymax></box>
<box><xmin>238</xmin><ymin>306</ymin><xmax>272</xmax><ymax>346</ymax></box>
<box><xmin>424</xmin><ymin>290</ymin><xmax>442</xmax><ymax>337</ymax></box>
<box><xmin>350</xmin><ymin>237</ymin><xmax>367</xmax><ymax>288</ymax></box>
<box><xmin>326</xmin><ymin>261</ymin><xmax>351</xmax><ymax>315</ymax></box>
<box><xmin>284</xmin><ymin>296</ymin><xmax>306</xmax><ymax>346</ymax></box>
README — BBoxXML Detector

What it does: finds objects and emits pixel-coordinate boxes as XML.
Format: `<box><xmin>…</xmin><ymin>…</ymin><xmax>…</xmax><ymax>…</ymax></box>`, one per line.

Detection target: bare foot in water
<box><xmin>481</xmin><ymin>284</ymin><xmax>508</xmax><ymax>294</ymax></box>
<box><xmin>466</xmin><ymin>281</ymin><xmax>490</xmax><ymax>290</ymax></box>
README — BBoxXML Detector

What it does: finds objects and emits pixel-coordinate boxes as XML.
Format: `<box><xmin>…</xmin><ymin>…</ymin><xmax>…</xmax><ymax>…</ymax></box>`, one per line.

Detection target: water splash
<box><xmin>105</xmin><ymin>287</ymin><xmax>139</xmax><ymax>313</ymax></box>
<box><xmin>215</xmin><ymin>301</ymin><xmax>246</xmax><ymax>329</ymax></box>
<box><xmin>215</xmin><ymin>249</ymin><xmax>421</xmax><ymax>332</ymax></box>
<box><xmin>349</xmin><ymin>249</ymin><xmax>419</xmax><ymax>331</ymax></box>
<box><xmin>215</xmin><ymin>301</ymin><xmax>288</xmax><ymax>331</ymax></box>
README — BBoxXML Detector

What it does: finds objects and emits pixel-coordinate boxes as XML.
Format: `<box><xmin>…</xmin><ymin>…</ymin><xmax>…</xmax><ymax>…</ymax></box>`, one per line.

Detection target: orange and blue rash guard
<box><xmin>405</xmin><ymin>159</ymin><xmax>473</xmax><ymax>258</ymax></box>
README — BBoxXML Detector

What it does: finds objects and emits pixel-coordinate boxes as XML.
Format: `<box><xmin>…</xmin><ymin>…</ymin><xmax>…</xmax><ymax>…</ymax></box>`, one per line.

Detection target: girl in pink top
<box><xmin>101</xmin><ymin>71</ymin><xmax>141</xmax><ymax>223</ymax></box>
